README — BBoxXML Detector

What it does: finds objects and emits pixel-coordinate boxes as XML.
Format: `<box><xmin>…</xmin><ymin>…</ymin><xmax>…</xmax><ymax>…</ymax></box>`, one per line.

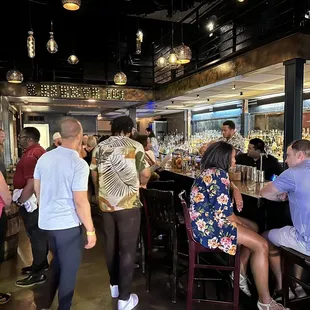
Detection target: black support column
<box><xmin>128</xmin><ymin>108</ymin><xmax>137</xmax><ymax>128</ymax></box>
<box><xmin>241</xmin><ymin>99</ymin><xmax>250</xmax><ymax>137</ymax></box>
<box><xmin>283</xmin><ymin>58</ymin><xmax>305</xmax><ymax>160</ymax></box>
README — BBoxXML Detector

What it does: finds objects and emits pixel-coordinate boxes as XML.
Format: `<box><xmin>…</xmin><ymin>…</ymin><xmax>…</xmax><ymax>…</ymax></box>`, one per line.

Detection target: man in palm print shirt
<box><xmin>218</xmin><ymin>120</ymin><xmax>245</xmax><ymax>155</ymax></box>
<box><xmin>91</xmin><ymin>116</ymin><xmax>150</xmax><ymax>310</ymax></box>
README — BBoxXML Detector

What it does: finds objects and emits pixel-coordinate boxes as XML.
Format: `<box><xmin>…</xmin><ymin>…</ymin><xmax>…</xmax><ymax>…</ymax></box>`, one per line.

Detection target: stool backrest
<box><xmin>140</xmin><ymin>188</ymin><xmax>176</xmax><ymax>227</ymax></box>
<box><xmin>179</xmin><ymin>190</ymin><xmax>196</xmax><ymax>243</ymax></box>
<box><xmin>148</xmin><ymin>180</ymin><xmax>175</xmax><ymax>191</ymax></box>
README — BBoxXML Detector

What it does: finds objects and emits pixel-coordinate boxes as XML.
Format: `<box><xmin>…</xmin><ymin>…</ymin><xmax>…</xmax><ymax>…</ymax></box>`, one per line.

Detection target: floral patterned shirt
<box><xmin>218</xmin><ymin>132</ymin><xmax>245</xmax><ymax>154</ymax></box>
<box><xmin>90</xmin><ymin>136</ymin><xmax>146</xmax><ymax>212</ymax></box>
<box><xmin>190</xmin><ymin>168</ymin><xmax>237</xmax><ymax>255</ymax></box>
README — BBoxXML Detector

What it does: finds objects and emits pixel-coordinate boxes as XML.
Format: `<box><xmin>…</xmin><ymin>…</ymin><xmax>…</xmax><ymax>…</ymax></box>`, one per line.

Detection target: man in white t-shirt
<box><xmin>34</xmin><ymin>118</ymin><xmax>96</xmax><ymax>310</ymax></box>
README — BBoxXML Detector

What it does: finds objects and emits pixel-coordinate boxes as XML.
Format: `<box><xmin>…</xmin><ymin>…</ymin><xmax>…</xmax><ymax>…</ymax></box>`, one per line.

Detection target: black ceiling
<box><xmin>0</xmin><ymin>0</ymin><xmax>205</xmax><ymax>87</ymax></box>
<box><xmin>1</xmin><ymin>0</ymin><xmax>308</xmax><ymax>88</ymax></box>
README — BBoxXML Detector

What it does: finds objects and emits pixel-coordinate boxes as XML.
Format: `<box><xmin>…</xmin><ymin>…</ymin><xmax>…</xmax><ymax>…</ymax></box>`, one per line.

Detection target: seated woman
<box><xmin>135</xmin><ymin>135</ymin><xmax>159</xmax><ymax>181</ymax></box>
<box><xmin>190</xmin><ymin>141</ymin><xmax>288</xmax><ymax>310</ymax></box>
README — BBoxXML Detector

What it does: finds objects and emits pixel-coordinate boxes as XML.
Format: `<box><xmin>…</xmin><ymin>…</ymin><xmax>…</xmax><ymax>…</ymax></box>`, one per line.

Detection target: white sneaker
<box><xmin>110</xmin><ymin>285</ymin><xmax>119</xmax><ymax>298</ymax></box>
<box><xmin>230</xmin><ymin>271</ymin><xmax>251</xmax><ymax>297</ymax></box>
<box><xmin>257</xmin><ymin>298</ymin><xmax>290</xmax><ymax>310</ymax></box>
<box><xmin>294</xmin><ymin>284</ymin><xmax>307</xmax><ymax>298</ymax></box>
<box><xmin>118</xmin><ymin>294</ymin><xmax>139</xmax><ymax>310</ymax></box>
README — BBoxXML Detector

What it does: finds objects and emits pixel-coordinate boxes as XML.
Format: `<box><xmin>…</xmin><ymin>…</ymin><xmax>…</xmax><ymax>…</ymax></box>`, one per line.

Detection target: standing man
<box><xmin>13</xmin><ymin>127</ymin><xmax>49</xmax><ymax>287</ymax></box>
<box><xmin>260</xmin><ymin>139</ymin><xmax>310</xmax><ymax>299</ymax></box>
<box><xmin>91</xmin><ymin>116</ymin><xmax>150</xmax><ymax>310</ymax></box>
<box><xmin>46</xmin><ymin>132</ymin><xmax>62</xmax><ymax>152</ymax></box>
<box><xmin>219</xmin><ymin>120</ymin><xmax>245</xmax><ymax>154</ymax></box>
<box><xmin>236</xmin><ymin>138</ymin><xmax>282</xmax><ymax>180</ymax></box>
<box><xmin>34</xmin><ymin>118</ymin><xmax>96</xmax><ymax>310</ymax></box>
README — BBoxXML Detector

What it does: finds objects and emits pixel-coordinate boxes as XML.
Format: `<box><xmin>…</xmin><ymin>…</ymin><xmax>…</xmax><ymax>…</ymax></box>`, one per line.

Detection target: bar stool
<box><xmin>282</xmin><ymin>246</ymin><xmax>310</xmax><ymax>308</ymax></box>
<box><xmin>140</xmin><ymin>187</ymin><xmax>179</xmax><ymax>303</ymax></box>
<box><xmin>179</xmin><ymin>190</ymin><xmax>241</xmax><ymax>310</ymax></box>
<box><xmin>139</xmin><ymin>184</ymin><xmax>175</xmax><ymax>276</ymax></box>
<box><xmin>148</xmin><ymin>180</ymin><xmax>175</xmax><ymax>191</ymax></box>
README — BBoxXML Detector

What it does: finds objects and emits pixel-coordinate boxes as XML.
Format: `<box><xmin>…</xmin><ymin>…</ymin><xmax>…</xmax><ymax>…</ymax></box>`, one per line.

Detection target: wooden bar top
<box><xmin>162</xmin><ymin>168</ymin><xmax>268</xmax><ymax>199</ymax></box>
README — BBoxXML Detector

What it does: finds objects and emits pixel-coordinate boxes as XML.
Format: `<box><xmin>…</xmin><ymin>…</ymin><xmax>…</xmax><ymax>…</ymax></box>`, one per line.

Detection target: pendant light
<box><xmin>27</xmin><ymin>31</ymin><xmax>35</xmax><ymax>59</ymax></box>
<box><xmin>136</xmin><ymin>35</ymin><xmax>142</xmax><ymax>55</ymax></box>
<box><xmin>175</xmin><ymin>0</ymin><xmax>191</xmax><ymax>64</ymax></box>
<box><xmin>205</xmin><ymin>15</ymin><xmax>217</xmax><ymax>37</ymax></box>
<box><xmin>114</xmin><ymin>72</ymin><xmax>127</xmax><ymax>86</ymax></box>
<box><xmin>175</xmin><ymin>43</ymin><xmax>191</xmax><ymax>64</ymax></box>
<box><xmin>156</xmin><ymin>56</ymin><xmax>167</xmax><ymax>68</ymax></box>
<box><xmin>27</xmin><ymin>1</ymin><xmax>35</xmax><ymax>58</ymax></box>
<box><xmin>6</xmin><ymin>69</ymin><xmax>23</xmax><ymax>84</ymax></box>
<box><xmin>167</xmin><ymin>22</ymin><xmax>180</xmax><ymax>69</ymax></box>
<box><xmin>135</xmin><ymin>19</ymin><xmax>143</xmax><ymax>55</ymax></box>
<box><xmin>62</xmin><ymin>0</ymin><xmax>81</xmax><ymax>11</ymax></box>
<box><xmin>156</xmin><ymin>26</ymin><xmax>167</xmax><ymax>68</ymax></box>
<box><xmin>114</xmin><ymin>32</ymin><xmax>127</xmax><ymax>86</ymax></box>
<box><xmin>167</xmin><ymin>51</ymin><xmax>178</xmax><ymax>66</ymax></box>
<box><xmin>167</xmin><ymin>0</ymin><xmax>180</xmax><ymax>70</ymax></box>
<box><xmin>46</xmin><ymin>21</ymin><xmax>58</xmax><ymax>54</ymax></box>
<box><xmin>68</xmin><ymin>52</ymin><xmax>79</xmax><ymax>64</ymax></box>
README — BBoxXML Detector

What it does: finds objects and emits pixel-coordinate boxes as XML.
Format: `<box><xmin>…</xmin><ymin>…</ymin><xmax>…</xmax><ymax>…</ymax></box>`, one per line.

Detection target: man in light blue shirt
<box><xmin>260</xmin><ymin>139</ymin><xmax>310</xmax><ymax>298</ymax></box>
<box><xmin>34</xmin><ymin>118</ymin><xmax>96</xmax><ymax>310</ymax></box>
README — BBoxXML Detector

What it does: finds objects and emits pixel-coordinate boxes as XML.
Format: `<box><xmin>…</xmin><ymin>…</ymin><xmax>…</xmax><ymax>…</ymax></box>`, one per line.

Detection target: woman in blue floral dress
<box><xmin>190</xmin><ymin>141</ymin><xmax>288</xmax><ymax>310</ymax></box>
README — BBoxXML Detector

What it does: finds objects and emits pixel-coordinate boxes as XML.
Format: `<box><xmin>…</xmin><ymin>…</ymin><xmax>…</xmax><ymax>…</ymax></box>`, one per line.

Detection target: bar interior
<box><xmin>0</xmin><ymin>0</ymin><xmax>310</xmax><ymax>309</ymax></box>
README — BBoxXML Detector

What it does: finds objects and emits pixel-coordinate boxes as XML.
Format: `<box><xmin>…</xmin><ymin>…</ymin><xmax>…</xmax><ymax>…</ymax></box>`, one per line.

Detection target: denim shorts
<box><xmin>267</xmin><ymin>226</ymin><xmax>310</xmax><ymax>256</ymax></box>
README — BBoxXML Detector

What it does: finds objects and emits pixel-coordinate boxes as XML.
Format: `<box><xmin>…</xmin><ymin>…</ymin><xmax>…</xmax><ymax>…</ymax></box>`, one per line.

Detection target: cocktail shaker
<box><xmin>251</xmin><ymin>167</ymin><xmax>257</xmax><ymax>182</ymax></box>
<box><xmin>257</xmin><ymin>170</ymin><xmax>265</xmax><ymax>183</ymax></box>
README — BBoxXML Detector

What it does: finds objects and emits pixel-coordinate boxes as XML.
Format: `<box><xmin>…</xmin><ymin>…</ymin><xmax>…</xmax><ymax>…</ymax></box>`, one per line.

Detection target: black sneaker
<box><xmin>0</xmin><ymin>293</ymin><xmax>11</xmax><ymax>305</ymax></box>
<box><xmin>21</xmin><ymin>265</ymin><xmax>49</xmax><ymax>275</ymax></box>
<box><xmin>15</xmin><ymin>275</ymin><xmax>47</xmax><ymax>288</ymax></box>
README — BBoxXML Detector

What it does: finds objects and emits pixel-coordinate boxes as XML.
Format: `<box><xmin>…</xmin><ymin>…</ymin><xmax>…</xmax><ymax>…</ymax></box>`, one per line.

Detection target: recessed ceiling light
<box><xmin>237</xmin><ymin>0</ymin><xmax>245</xmax><ymax>2</ymax></box>
<box><xmin>88</xmin><ymin>99</ymin><xmax>96</xmax><ymax>102</ymax></box>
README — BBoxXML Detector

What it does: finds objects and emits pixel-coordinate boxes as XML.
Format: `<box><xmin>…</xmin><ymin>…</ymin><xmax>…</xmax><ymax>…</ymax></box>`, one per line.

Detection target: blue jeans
<box><xmin>46</xmin><ymin>226</ymin><xmax>83</xmax><ymax>310</ymax></box>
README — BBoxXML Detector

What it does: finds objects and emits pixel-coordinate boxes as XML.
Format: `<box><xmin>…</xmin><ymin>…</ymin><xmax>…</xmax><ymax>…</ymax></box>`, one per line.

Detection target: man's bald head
<box><xmin>60</xmin><ymin>118</ymin><xmax>83</xmax><ymax>139</ymax></box>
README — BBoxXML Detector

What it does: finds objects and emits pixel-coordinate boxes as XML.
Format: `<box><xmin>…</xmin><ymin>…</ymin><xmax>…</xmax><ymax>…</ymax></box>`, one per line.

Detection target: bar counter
<box><xmin>161</xmin><ymin>168</ymin><xmax>267</xmax><ymax>200</ymax></box>
<box><xmin>158</xmin><ymin>168</ymin><xmax>291</xmax><ymax>232</ymax></box>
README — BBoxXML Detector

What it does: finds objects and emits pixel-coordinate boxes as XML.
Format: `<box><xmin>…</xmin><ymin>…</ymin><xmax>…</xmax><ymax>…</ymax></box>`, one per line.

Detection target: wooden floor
<box><xmin>0</xmin><ymin>214</ymin><xmax>307</xmax><ymax>310</ymax></box>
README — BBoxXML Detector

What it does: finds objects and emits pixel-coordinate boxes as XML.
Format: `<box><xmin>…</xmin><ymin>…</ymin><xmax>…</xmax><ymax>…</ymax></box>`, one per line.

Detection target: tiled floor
<box><xmin>0</xmin><ymin>215</ymin><xmax>306</xmax><ymax>310</ymax></box>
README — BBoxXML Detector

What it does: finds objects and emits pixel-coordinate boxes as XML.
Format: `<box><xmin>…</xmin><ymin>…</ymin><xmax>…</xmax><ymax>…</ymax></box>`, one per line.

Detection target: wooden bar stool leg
<box><xmin>141</xmin><ymin>234</ymin><xmax>146</xmax><ymax>274</ymax></box>
<box><xmin>282</xmin><ymin>253</ymin><xmax>290</xmax><ymax>306</ymax></box>
<box><xmin>172</xmin><ymin>229</ymin><xmax>178</xmax><ymax>303</ymax></box>
<box><xmin>187</xmin><ymin>245</ymin><xmax>195</xmax><ymax>310</ymax></box>
<box><xmin>233</xmin><ymin>248</ymin><xmax>241</xmax><ymax>310</ymax></box>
